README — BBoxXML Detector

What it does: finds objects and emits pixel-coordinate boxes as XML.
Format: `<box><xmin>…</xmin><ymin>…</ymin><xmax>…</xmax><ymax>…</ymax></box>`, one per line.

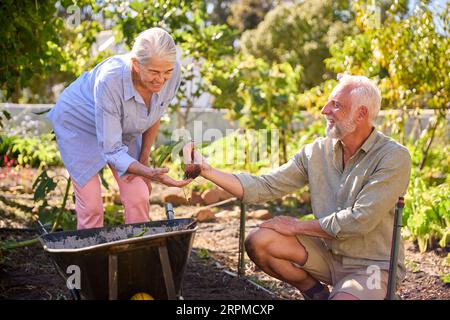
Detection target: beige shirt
<box><xmin>235</xmin><ymin>129</ymin><xmax>411</xmax><ymax>279</ymax></box>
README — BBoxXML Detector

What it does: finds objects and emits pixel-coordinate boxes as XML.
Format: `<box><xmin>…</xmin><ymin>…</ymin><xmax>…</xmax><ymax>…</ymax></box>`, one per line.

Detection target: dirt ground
<box><xmin>0</xmin><ymin>167</ymin><xmax>449</xmax><ymax>300</ymax></box>
<box><xmin>0</xmin><ymin>229</ymin><xmax>274</xmax><ymax>300</ymax></box>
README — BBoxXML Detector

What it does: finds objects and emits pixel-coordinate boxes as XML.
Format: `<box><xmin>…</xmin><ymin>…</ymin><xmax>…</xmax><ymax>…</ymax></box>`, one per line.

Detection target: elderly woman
<box><xmin>48</xmin><ymin>28</ymin><xmax>191</xmax><ymax>230</ymax></box>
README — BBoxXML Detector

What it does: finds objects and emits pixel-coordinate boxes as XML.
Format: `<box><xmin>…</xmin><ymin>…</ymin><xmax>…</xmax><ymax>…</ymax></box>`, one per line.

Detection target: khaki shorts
<box><xmin>295</xmin><ymin>235</ymin><xmax>389</xmax><ymax>300</ymax></box>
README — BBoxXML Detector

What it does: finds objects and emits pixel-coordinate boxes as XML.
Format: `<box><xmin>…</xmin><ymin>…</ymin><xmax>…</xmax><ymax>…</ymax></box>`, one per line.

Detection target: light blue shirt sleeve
<box><xmin>94</xmin><ymin>80</ymin><xmax>136</xmax><ymax>177</ymax></box>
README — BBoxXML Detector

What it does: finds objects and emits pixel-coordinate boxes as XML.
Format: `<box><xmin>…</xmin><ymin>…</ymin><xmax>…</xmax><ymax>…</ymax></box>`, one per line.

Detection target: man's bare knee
<box><xmin>244</xmin><ymin>228</ymin><xmax>274</xmax><ymax>262</ymax></box>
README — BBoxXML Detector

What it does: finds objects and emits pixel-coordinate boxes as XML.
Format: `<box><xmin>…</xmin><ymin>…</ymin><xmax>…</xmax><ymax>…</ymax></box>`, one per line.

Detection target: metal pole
<box><xmin>165</xmin><ymin>202</ymin><xmax>175</xmax><ymax>220</ymax></box>
<box><xmin>238</xmin><ymin>201</ymin><xmax>246</xmax><ymax>276</ymax></box>
<box><xmin>386</xmin><ymin>197</ymin><xmax>404</xmax><ymax>300</ymax></box>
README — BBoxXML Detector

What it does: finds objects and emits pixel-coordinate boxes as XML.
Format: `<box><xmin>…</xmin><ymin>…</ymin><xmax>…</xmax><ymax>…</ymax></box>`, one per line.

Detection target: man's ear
<box><xmin>357</xmin><ymin>106</ymin><xmax>369</xmax><ymax>122</ymax></box>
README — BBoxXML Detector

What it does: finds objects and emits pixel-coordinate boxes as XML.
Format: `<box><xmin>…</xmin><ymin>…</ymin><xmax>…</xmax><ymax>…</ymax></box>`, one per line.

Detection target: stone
<box><xmin>189</xmin><ymin>191</ymin><xmax>205</xmax><ymax>206</ymax></box>
<box><xmin>201</xmin><ymin>189</ymin><xmax>222</xmax><ymax>205</ymax></box>
<box><xmin>215</xmin><ymin>210</ymin><xmax>240</xmax><ymax>219</ymax></box>
<box><xmin>247</xmin><ymin>209</ymin><xmax>272</xmax><ymax>220</ymax></box>
<box><xmin>201</xmin><ymin>187</ymin><xmax>234</xmax><ymax>205</ymax></box>
<box><xmin>163</xmin><ymin>194</ymin><xmax>188</xmax><ymax>206</ymax></box>
<box><xmin>216</xmin><ymin>188</ymin><xmax>234</xmax><ymax>201</ymax></box>
<box><xmin>194</xmin><ymin>209</ymin><xmax>216</xmax><ymax>222</ymax></box>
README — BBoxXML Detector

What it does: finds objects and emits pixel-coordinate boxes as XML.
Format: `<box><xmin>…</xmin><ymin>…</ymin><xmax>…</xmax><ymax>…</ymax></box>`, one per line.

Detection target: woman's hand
<box><xmin>148</xmin><ymin>167</ymin><xmax>192</xmax><ymax>187</ymax></box>
<box><xmin>154</xmin><ymin>174</ymin><xmax>192</xmax><ymax>187</ymax></box>
<box><xmin>125</xmin><ymin>174</ymin><xmax>152</xmax><ymax>193</ymax></box>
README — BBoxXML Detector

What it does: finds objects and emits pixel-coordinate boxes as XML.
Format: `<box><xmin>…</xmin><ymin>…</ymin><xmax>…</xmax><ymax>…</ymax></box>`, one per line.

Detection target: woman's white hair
<box><xmin>131</xmin><ymin>27</ymin><xmax>177</xmax><ymax>65</ymax></box>
<box><xmin>336</xmin><ymin>74</ymin><xmax>382</xmax><ymax>124</ymax></box>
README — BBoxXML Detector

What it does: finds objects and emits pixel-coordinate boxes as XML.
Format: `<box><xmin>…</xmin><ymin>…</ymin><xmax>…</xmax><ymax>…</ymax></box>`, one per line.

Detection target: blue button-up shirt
<box><xmin>47</xmin><ymin>54</ymin><xmax>181</xmax><ymax>187</ymax></box>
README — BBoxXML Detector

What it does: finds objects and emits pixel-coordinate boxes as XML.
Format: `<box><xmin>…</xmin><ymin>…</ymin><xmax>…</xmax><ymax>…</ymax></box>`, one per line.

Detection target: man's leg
<box><xmin>72</xmin><ymin>175</ymin><xmax>104</xmax><ymax>230</ymax></box>
<box><xmin>329</xmin><ymin>270</ymin><xmax>389</xmax><ymax>300</ymax></box>
<box><xmin>331</xmin><ymin>293</ymin><xmax>359</xmax><ymax>300</ymax></box>
<box><xmin>245</xmin><ymin>228</ymin><xmax>321</xmax><ymax>292</ymax></box>
<box><xmin>111</xmin><ymin>169</ymin><xmax>150</xmax><ymax>224</ymax></box>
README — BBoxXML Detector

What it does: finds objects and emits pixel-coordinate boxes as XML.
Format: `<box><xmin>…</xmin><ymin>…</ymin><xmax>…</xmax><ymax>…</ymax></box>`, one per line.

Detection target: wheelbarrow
<box><xmin>38</xmin><ymin>204</ymin><xmax>197</xmax><ymax>300</ymax></box>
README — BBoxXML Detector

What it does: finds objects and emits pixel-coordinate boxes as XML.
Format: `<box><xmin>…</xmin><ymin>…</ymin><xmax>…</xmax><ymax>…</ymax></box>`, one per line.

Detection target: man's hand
<box><xmin>182</xmin><ymin>141</ymin><xmax>211</xmax><ymax>176</ymax></box>
<box><xmin>258</xmin><ymin>216</ymin><xmax>301</xmax><ymax>237</ymax></box>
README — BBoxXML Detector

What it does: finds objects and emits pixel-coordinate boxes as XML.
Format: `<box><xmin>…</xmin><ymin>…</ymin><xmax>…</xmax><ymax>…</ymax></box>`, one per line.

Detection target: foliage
<box><xmin>0</xmin><ymin>110</ymin><xmax>11</xmax><ymax>128</ymax></box>
<box><xmin>0</xmin><ymin>134</ymin><xmax>61</xmax><ymax>168</ymax></box>
<box><xmin>325</xmin><ymin>0</ymin><xmax>450</xmax><ymax>113</ymax></box>
<box><xmin>288</xmin><ymin>1</ymin><xmax>450</xmax><ymax>251</ymax></box>
<box><xmin>404</xmin><ymin>175</ymin><xmax>449</xmax><ymax>252</ymax></box>
<box><xmin>227</xmin><ymin>0</ymin><xmax>275</xmax><ymax>33</ymax></box>
<box><xmin>241</xmin><ymin>0</ymin><xmax>356</xmax><ymax>89</ymax></box>
<box><xmin>206</xmin><ymin>54</ymin><xmax>303</xmax><ymax>163</ymax></box>
<box><xmin>103</xmin><ymin>0</ymin><xmax>236</xmax><ymax>127</ymax></box>
<box><xmin>401</xmin><ymin>116</ymin><xmax>449</xmax><ymax>252</ymax></box>
<box><xmin>0</xmin><ymin>0</ymin><xmax>108</xmax><ymax>103</ymax></box>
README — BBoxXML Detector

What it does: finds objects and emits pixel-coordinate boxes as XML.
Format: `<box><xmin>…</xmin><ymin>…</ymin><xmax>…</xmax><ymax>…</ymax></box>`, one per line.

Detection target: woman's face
<box><xmin>132</xmin><ymin>57</ymin><xmax>175</xmax><ymax>93</ymax></box>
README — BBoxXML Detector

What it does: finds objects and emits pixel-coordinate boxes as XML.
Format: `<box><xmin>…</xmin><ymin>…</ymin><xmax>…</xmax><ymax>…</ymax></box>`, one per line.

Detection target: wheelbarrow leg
<box><xmin>108</xmin><ymin>254</ymin><xmax>118</xmax><ymax>300</ymax></box>
<box><xmin>158</xmin><ymin>243</ymin><xmax>176</xmax><ymax>300</ymax></box>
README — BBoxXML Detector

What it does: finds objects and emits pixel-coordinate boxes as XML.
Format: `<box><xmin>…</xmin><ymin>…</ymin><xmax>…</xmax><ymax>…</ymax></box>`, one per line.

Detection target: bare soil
<box><xmin>0</xmin><ymin>167</ymin><xmax>449</xmax><ymax>300</ymax></box>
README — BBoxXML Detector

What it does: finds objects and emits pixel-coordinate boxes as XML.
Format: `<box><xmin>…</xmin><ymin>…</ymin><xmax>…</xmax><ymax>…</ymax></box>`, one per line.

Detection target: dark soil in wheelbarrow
<box><xmin>0</xmin><ymin>229</ymin><xmax>274</xmax><ymax>300</ymax></box>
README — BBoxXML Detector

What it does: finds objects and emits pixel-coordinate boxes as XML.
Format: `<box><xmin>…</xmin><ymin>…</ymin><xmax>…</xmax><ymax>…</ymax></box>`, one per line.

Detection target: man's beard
<box><xmin>326</xmin><ymin>116</ymin><xmax>356</xmax><ymax>139</ymax></box>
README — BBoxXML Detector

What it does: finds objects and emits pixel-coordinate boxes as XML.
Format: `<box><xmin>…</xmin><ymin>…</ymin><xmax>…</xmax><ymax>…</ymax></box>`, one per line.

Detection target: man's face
<box><xmin>321</xmin><ymin>85</ymin><xmax>357</xmax><ymax>139</ymax></box>
<box><xmin>134</xmin><ymin>57</ymin><xmax>175</xmax><ymax>92</ymax></box>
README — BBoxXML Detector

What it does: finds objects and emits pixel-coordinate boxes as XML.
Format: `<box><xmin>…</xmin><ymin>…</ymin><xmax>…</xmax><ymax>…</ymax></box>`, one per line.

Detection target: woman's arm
<box><xmin>139</xmin><ymin>120</ymin><xmax>160</xmax><ymax>165</ymax></box>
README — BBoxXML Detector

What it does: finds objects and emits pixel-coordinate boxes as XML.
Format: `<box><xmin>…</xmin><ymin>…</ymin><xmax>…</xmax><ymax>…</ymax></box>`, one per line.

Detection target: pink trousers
<box><xmin>72</xmin><ymin>168</ymin><xmax>150</xmax><ymax>230</ymax></box>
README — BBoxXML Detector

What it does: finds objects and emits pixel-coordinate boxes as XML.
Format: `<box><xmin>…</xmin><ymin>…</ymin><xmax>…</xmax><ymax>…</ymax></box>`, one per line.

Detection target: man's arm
<box><xmin>184</xmin><ymin>142</ymin><xmax>308</xmax><ymax>204</ymax></box>
<box><xmin>259</xmin><ymin>216</ymin><xmax>334</xmax><ymax>239</ymax></box>
<box><xmin>201</xmin><ymin>167</ymin><xmax>244</xmax><ymax>199</ymax></box>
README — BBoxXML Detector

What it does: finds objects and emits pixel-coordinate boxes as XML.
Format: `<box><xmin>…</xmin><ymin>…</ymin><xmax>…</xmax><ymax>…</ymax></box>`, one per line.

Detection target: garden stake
<box><xmin>238</xmin><ymin>201</ymin><xmax>246</xmax><ymax>276</ymax></box>
<box><xmin>386</xmin><ymin>197</ymin><xmax>404</xmax><ymax>300</ymax></box>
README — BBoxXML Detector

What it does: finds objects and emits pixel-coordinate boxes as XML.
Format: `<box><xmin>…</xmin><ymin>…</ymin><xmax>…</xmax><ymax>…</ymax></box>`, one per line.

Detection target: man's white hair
<box><xmin>131</xmin><ymin>27</ymin><xmax>177</xmax><ymax>65</ymax></box>
<box><xmin>336</xmin><ymin>74</ymin><xmax>382</xmax><ymax>123</ymax></box>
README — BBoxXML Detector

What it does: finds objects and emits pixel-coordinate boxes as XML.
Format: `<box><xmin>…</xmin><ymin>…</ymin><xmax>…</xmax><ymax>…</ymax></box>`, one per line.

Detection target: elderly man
<box><xmin>184</xmin><ymin>75</ymin><xmax>411</xmax><ymax>300</ymax></box>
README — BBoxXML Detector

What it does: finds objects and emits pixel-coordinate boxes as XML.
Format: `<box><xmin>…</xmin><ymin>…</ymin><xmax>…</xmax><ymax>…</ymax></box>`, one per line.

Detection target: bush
<box><xmin>0</xmin><ymin>134</ymin><xmax>61</xmax><ymax>168</ymax></box>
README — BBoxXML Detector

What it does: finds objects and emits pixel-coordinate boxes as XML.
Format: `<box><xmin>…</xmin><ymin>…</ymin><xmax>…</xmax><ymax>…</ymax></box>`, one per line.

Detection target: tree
<box><xmin>0</xmin><ymin>0</ymin><xmax>65</xmax><ymax>101</ymax></box>
<box><xmin>325</xmin><ymin>0</ymin><xmax>449</xmax><ymax>113</ymax></box>
<box><xmin>205</xmin><ymin>54</ymin><xmax>303</xmax><ymax>164</ymax></box>
<box><xmin>240</xmin><ymin>0</ymin><xmax>356</xmax><ymax>90</ymax></box>
<box><xmin>106</xmin><ymin>0</ymin><xmax>236</xmax><ymax>127</ymax></box>
<box><xmin>0</xmin><ymin>0</ymin><xmax>110</xmax><ymax>103</ymax></box>
<box><xmin>228</xmin><ymin>0</ymin><xmax>276</xmax><ymax>33</ymax></box>
<box><xmin>207</xmin><ymin>0</ymin><xmax>233</xmax><ymax>26</ymax></box>
<box><xmin>298</xmin><ymin>0</ymin><xmax>450</xmax><ymax>251</ymax></box>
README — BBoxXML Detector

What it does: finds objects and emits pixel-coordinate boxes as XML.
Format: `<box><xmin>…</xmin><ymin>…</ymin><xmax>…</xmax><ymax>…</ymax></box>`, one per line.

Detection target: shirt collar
<box><xmin>123</xmin><ymin>57</ymin><xmax>134</xmax><ymax>101</ymax></box>
<box><xmin>331</xmin><ymin>127</ymin><xmax>378</xmax><ymax>153</ymax></box>
<box><xmin>359</xmin><ymin>127</ymin><xmax>378</xmax><ymax>153</ymax></box>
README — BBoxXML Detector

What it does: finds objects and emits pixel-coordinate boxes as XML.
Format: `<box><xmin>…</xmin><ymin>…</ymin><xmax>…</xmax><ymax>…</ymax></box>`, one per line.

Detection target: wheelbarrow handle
<box><xmin>36</xmin><ymin>219</ymin><xmax>49</xmax><ymax>235</ymax></box>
